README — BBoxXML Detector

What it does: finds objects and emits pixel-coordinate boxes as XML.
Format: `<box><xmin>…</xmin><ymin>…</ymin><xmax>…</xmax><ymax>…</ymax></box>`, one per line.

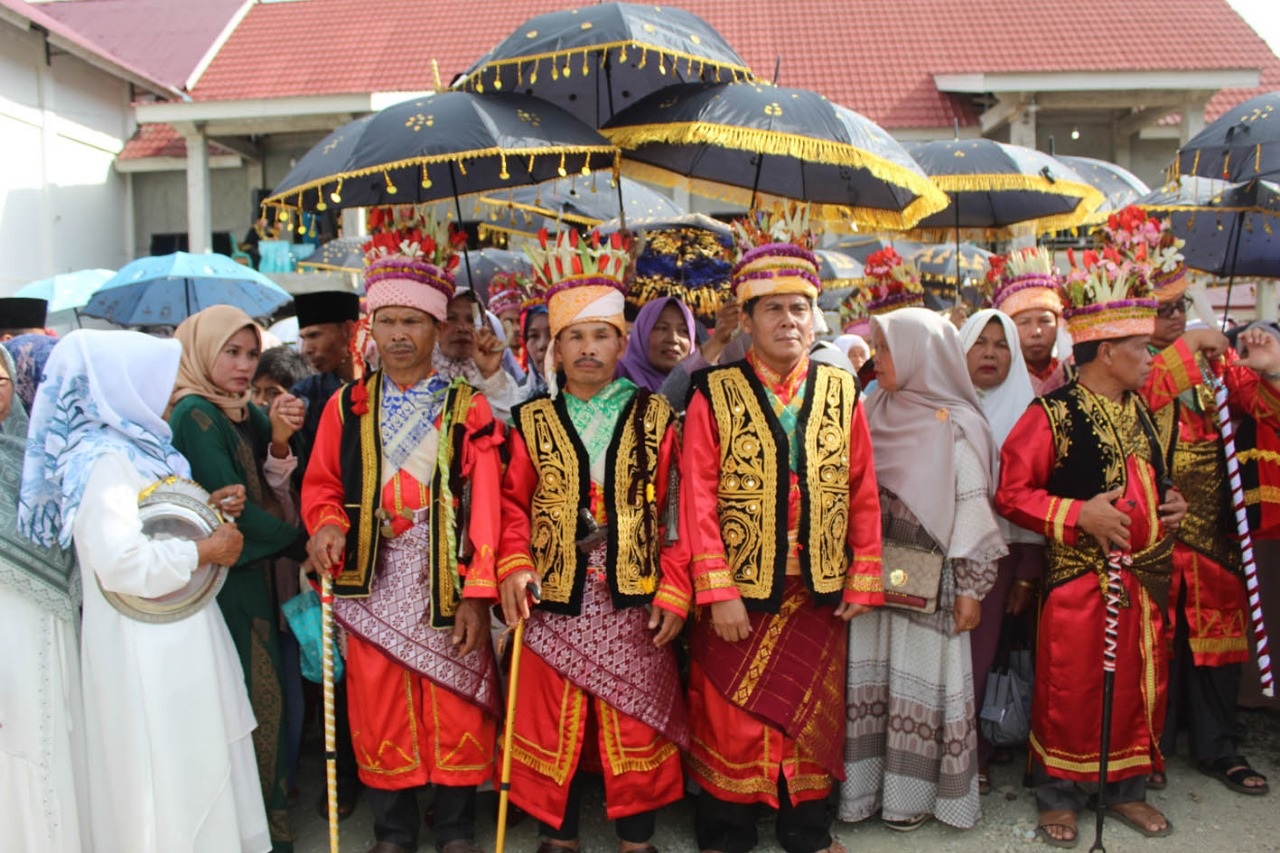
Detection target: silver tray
<box><xmin>100</xmin><ymin>477</ymin><xmax>230</xmax><ymax>623</ymax></box>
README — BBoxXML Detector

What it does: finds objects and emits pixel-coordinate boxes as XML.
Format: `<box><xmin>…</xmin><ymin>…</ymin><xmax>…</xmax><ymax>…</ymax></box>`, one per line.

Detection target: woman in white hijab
<box><xmin>840</xmin><ymin>308</ymin><xmax>1007</xmax><ymax>832</ymax></box>
<box><xmin>19</xmin><ymin>330</ymin><xmax>270</xmax><ymax>853</ymax></box>
<box><xmin>959</xmin><ymin>308</ymin><xmax>1044</xmax><ymax>792</ymax></box>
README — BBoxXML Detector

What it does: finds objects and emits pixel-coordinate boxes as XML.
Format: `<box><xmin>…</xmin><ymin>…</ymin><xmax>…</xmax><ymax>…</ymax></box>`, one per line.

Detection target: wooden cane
<box><xmin>1088</xmin><ymin>549</ymin><xmax>1127</xmax><ymax>853</ymax></box>
<box><xmin>1210</xmin><ymin>373</ymin><xmax>1275</xmax><ymax>697</ymax></box>
<box><xmin>496</xmin><ymin>582</ymin><xmax>540</xmax><ymax>853</ymax></box>
<box><xmin>321</xmin><ymin>571</ymin><xmax>340</xmax><ymax>853</ymax></box>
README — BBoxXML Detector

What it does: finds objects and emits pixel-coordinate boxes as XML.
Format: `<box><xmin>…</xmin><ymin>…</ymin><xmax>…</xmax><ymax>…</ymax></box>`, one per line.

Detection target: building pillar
<box><xmin>1258</xmin><ymin>280</ymin><xmax>1276</xmax><ymax>323</ymax></box>
<box><xmin>1009</xmin><ymin>100</ymin><xmax>1037</xmax><ymax>149</ymax></box>
<box><xmin>1180</xmin><ymin>101</ymin><xmax>1206</xmax><ymax>146</ymax></box>
<box><xmin>185</xmin><ymin>124</ymin><xmax>212</xmax><ymax>254</ymax></box>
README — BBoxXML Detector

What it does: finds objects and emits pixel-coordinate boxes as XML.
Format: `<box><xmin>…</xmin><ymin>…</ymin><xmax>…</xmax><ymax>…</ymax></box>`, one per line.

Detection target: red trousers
<box><xmin>685</xmin><ymin>660</ymin><xmax>833</xmax><ymax>808</ymax></box>
<box><xmin>345</xmin><ymin>633</ymin><xmax>496</xmax><ymax>790</ymax></box>
<box><xmin>506</xmin><ymin>649</ymin><xmax>683</xmax><ymax>828</ymax></box>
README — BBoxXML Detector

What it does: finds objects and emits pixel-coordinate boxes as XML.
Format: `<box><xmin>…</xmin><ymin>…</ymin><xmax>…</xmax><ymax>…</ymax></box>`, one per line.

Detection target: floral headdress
<box><xmin>526</xmin><ymin>228</ymin><xmax>634</xmax><ymax>338</ymax></box>
<box><xmin>486</xmin><ymin>271</ymin><xmax>530</xmax><ymax>317</ymax></box>
<box><xmin>1099</xmin><ymin>205</ymin><xmax>1187</xmax><ymax>302</ymax></box>
<box><xmin>863</xmin><ymin>248</ymin><xmax>924</xmax><ymax>315</ymax></box>
<box><xmin>362</xmin><ymin>205</ymin><xmax>467</xmax><ymax>323</ymax></box>
<box><xmin>729</xmin><ymin>203</ymin><xmax>821</xmax><ymax>302</ymax></box>
<box><xmin>1060</xmin><ymin>242</ymin><xmax>1157</xmax><ymax>343</ymax></box>
<box><xmin>989</xmin><ymin>247</ymin><xmax>1063</xmax><ymax>317</ymax></box>
<box><xmin>838</xmin><ymin>283</ymin><xmax>871</xmax><ymax>334</ymax></box>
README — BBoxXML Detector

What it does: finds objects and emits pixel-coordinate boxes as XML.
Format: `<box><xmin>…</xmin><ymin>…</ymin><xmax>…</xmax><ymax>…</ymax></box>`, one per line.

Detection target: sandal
<box><xmin>883</xmin><ymin>813</ymin><xmax>932</xmax><ymax>832</ymax></box>
<box><xmin>1035</xmin><ymin>809</ymin><xmax>1078</xmax><ymax>849</ymax></box>
<box><xmin>1146</xmin><ymin>771</ymin><xmax>1167</xmax><ymax>790</ymax></box>
<box><xmin>1199</xmin><ymin>755</ymin><xmax>1270</xmax><ymax>795</ymax></box>
<box><xmin>978</xmin><ymin>770</ymin><xmax>992</xmax><ymax>796</ymax></box>
<box><xmin>1105</xmin><ymin>801</ymin><xmax>1173</xmax><ymax>838</ymax></box>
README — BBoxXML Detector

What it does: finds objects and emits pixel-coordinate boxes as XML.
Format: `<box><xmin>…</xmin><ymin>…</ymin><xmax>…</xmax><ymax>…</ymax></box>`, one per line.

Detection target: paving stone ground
<box><xmin>292</xmin><ymin>706</ymin><xmax>1280</xmax><ymax>853</ymax></box>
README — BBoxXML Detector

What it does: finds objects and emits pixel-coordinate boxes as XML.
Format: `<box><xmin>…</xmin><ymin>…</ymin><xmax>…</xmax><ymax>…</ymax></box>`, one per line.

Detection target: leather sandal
<box><xmin>1199</xmin><ymin>755</ymin><xmax>1270</xmax><ymax>795</ymax></box>
<box><xmin>1036</xmin><ymin>808</ymin><xmax>1079</xmax><ymax>849</ymax></box>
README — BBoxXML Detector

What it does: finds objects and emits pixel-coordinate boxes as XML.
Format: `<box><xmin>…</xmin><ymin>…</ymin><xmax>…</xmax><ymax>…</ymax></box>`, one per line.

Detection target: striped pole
<box><xmin>321</xmin><ymin>572</ymin><xmax>341</xmax><ymax>852</ymax></box>
<box><xmin>1088</xmin><ymin>549</ymin><xmax>1126</xmax><ymax>853</ymax></box>
<box><xmin>1210</xmin><ymin>375</ymin><xmax>1274</xmax><ymax>697</ymax></box>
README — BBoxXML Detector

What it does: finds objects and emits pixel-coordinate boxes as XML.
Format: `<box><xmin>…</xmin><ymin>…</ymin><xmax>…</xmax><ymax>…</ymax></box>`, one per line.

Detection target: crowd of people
<box><xmin>0</xmin><ymin>202</ymin><xmax>1277</xmax><ymax>853</ymax></box>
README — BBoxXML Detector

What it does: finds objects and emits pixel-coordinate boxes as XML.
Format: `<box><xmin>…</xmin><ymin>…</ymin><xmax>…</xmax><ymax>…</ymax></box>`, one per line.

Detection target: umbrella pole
<box><xmin>449</xmin><ymin>162</ymin><xmax>476</xmax><ymax>291</ymax></box>
<box><xmin>186</xmin><ymin>279</ymin><xmax>193</xmax><ymax>320</ymax></box>
<box><xmin>954</xmin><ymin>197</ymin><xmax>962</xmax><ymax>307</ymax></box>
<box><xmin>1219</xmin><ymin>185</ymin><xmax>1251</xmax><ymax>331</ymax></box>
<box><xmin>601</xmin><ymin>58</ymin><xmax>628</xmax><ymax>231</ymax></box>
<box><xmin>748</xmin><ymin>153</ymin><xmax>766</xmax><ymax>210</ymax></box>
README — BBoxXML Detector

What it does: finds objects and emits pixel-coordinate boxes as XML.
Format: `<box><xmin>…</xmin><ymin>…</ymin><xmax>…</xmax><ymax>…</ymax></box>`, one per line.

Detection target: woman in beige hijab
<box><xmin>169</xmin><ymin>304</ymin><xmax>307</xmax><ymax>853</ymax></box>
<box><xmin>839</xmin><ymin>307</ymin><xmax>1007</xmax><ymax>833</ymax></box>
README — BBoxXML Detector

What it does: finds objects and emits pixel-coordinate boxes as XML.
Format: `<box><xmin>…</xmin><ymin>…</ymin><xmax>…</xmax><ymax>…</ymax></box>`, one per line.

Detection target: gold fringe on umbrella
<box><xmin>262</xmin><ymin>146</ymin><xmax>622</xmax><ymax>214</ymax></box>
<box><xmin>460</xmin><ymin>40</ymin><xmax>755</xmax><ymax>95</ymax></box>
<box><xmin>603</xmin><ymin>122</ymin><xmax>949</xmax><ymax>230</ymax></box>
<box><xmin>905</xmin><ymin>172</ymin><xmax>1105</xmax><ymax>238</ymax></box>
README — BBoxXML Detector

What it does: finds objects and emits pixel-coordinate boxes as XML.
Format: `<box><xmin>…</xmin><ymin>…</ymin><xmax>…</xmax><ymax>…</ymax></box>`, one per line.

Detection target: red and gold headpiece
<box><xmin>526</xmin><ymin>228</ymin><xmax>633</xmax><ymax>339</ymax></box>
<box><xmin>362</xmin><ymin>205</ymin><xmax>466</xmax><ymax>322</ymax></box>
<box><xmin>864</xmin><ymin>248</ymin><xmax>924</xmax><ymax>315</ymax></box>
<box><xmin>729</xmin><ymin>203</ymin><xmax>821</xmax><ymax>303</ymax></box>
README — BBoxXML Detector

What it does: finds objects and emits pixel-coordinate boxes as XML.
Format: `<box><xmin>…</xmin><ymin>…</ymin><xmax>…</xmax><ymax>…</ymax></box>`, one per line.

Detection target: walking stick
<box><xmin>1210</xmin><ymin>374</ymin><xmax>1275</xmax><ymax>697</ymax></box>
<box><xmin>321</xmin><ymin>571</ymin><xmax>340</xmax><ymax>853</ymax></box>
<box><xmin>496</xmin><ymin>582</ymin><xmax>541</xmax><ymax>853</ymax></box>
<box><xmin>1089</xmin><ymin>549</ymin><xmax>1127</xmax><ymax>853</ymax></box>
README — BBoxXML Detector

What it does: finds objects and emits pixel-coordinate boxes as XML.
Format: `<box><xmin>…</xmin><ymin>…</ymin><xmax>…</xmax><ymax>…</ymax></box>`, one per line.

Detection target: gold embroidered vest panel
<box><xmin>514</xmin><ymin>390</ymin><xmax>672</xmax><ymax>616</ymax></box>
<box><xmin>696</xmin><ymin>362</ymin><xmax>857</xmax><ymax>612</ymax></box>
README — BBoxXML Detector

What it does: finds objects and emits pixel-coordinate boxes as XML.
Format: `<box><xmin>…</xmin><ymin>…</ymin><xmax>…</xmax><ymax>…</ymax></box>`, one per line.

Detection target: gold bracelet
<box><xmin>1013</xmin><ymin>579</ymin><xmax>1037</xmax><ymax>590</ymax></box>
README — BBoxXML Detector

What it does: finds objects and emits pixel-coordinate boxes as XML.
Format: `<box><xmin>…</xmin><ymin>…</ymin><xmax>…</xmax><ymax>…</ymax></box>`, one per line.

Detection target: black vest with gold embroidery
<box><xmin>1150</xmin><ymin>387</ymin><xmax>1244</xmax><ymax>575</ymax></box>
<box><xmin>692</xmin><ymin>361</ymin><xmax>858</xmax><ymax>613</ymax></box>
<box><xmin>512</xmin><ymin>388</ymin><xmax>672</xmax><ymax>616</ymax></box>
<box><xmin>335</xmin><ymin>371</ymin><xmax>475</xmax><ymax>627</ymax></box>
<box><xmin>1038</xmin><ymin>381</ymin><xmax>1175</xmax><ymax>603</ymax></box>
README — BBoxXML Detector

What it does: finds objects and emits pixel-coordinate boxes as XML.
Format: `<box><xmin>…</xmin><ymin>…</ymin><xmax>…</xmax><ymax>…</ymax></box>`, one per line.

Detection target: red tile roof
<box><xmin>34</xmin><ymin>0</ymin><xmax>247</xmax><ymax>90</ymax></box>
<box><xmin>1</xmin><ymin>0</ymin><xmax>181</xmax><ymax>95</ymax></box>
<box><xmin>185</xmin><ymin>0</ymin><xmax>1278</xmax><ymax>129</ymax></box>
<box><xmin>118</xmin><ymin>123</ymin><xmax>235</xmax><ymax>160</ymax></box>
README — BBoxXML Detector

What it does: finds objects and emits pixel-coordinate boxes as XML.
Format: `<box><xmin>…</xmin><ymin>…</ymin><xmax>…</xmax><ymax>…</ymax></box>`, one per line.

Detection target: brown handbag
<box><xmin>881</xmin><ymin>541</ymin><xmax>944</xmax><ymax>614</ymax></box>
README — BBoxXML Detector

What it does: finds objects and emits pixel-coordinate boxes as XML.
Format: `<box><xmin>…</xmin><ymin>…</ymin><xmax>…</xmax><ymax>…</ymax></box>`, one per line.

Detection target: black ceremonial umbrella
<box><xmin>1171</xmin><ymin>90</ymin><xmax>1280</xmax><ymax>183</ymax></box>
<box><xmin>903</xmin><ymin>139</ymin><xmax>1104</xmax><ymax>238</ymax></box>
<box><xmin>602</xmin><ymin>82</ymin><xmax>949</xmax><ymax>231</ymax></box>
<box><xmin>1138</xmin><ymin>177</ymin><xmax>1280</xmax><ymax>280</ymax></box>
<box><xmin>457</xmin><ymin>2</ymin><xmax>754</xmax><ymax>127</ymax></box>
<box><xmin>262</xmin><ymin>91</ymin><xmax>619</xmax><ymax>218</ymax></box>
<box><xmin>1056</xmin><ymin>155</ymin><xmax>1150</xmax><ymax>224</ymax></box>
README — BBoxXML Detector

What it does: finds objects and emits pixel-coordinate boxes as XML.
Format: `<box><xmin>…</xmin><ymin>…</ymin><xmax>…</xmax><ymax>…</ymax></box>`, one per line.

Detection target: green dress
<box><xmin>169</xmin><ymin>395</ymin><xmax>301</xmax><ymax>852</ymax></box>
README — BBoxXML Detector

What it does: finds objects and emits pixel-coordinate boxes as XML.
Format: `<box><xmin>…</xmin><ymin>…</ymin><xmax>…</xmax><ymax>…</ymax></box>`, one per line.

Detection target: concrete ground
<box><xmin>292</xmin><ymin>707</ymin><xmax>1280</xmax><ymax>853</ymax></box>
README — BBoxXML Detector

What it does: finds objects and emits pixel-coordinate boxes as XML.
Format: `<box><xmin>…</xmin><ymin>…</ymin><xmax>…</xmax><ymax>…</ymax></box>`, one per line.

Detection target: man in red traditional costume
<box><xmin>991</xmin><ymin>249</ymin><xmax>1071</xmax><ymax>395</ymax></box>
<box><xmin>679</xmin><ymin>206</ymin><xmax>883</xmax><ymax>853</ymax></box>
<box><xmin>1132</xmin><ymin>208</ymin><xmax>1280</xmax><ymax>796</ymax></box>
<box><xmin>497</xmin><ymin>228</ymin><xmax>690</xmax><ymax>853</ymax></box>
<box><xmin>996</xmin><ymin>241</ymin><xmax>1189</xmax><ymax>847</ymax></box>
<box><xmin>301</xmin><ymin>220</ymin><xmax>504</xmax><ymax>853</ymax></box>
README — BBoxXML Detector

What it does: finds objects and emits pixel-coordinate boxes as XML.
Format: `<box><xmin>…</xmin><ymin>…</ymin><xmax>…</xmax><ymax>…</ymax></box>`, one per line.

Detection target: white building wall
<box><xmin>0</xmin><ymin>22</ymin><xmax>135</xmax><ymax>294</ymax></box>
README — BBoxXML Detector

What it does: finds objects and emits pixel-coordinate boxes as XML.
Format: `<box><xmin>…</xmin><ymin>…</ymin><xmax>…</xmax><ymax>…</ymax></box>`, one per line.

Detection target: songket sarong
<box><xmin>687</xmin><ymin>576</ymin><xmax>847</xmax><ymax>807</ymax></box>
<box><xmin>508</xmin><ymin>569</ymin><xmax>686</xmax><ymax>827</ymax></box>
<box><xmin>335</xmin><ymin>522</ymin><xmax>498</xmax><ymax>789</ymax></box>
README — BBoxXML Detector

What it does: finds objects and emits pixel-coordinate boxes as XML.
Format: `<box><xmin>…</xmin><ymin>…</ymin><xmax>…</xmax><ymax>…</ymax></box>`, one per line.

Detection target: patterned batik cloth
<box><xmin>334</xmin><ymin>521</ymin><xmax>500</xmax><ymax>716</ymax></box>
<box><xmin>378</xmin><ymin>372</ymin><xmax>448</xmax><ymax>486</ymax></box>
<box><xmin>523</xmin><ymin>561</ymin><xmax>688</xmax><ymax>746</ymax></box>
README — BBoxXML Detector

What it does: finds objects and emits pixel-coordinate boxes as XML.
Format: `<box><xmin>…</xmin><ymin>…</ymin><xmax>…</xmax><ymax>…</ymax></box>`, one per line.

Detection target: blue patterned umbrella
<box><xmin>83</xmin><ymin>252</ymin><xmax>292</xmax><ymax>326</ymax></box>
<box><xmin>16</xmin><ymin>268</ymin><xmax>114</xmax><ymax>313</ymax></box>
